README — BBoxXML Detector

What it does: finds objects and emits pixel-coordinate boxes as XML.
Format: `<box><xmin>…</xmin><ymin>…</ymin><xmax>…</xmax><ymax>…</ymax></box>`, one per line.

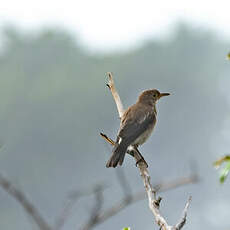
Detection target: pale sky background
<box><xmin>0</xmin><ymin>0</ymin><xmax>230</xmax><ymax>52</ymax></box>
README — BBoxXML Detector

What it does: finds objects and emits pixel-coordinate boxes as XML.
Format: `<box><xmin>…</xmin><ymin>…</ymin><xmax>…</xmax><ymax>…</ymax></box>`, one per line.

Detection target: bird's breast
<box><xmin>133</xmin><ymin>122</ymin><xmax>155</xmax><ymax>146</ymax></box>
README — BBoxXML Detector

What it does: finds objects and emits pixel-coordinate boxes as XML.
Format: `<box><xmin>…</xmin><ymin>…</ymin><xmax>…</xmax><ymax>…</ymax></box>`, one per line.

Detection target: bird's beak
<box><xmin>159</xmin><ymin>92</ymin><xmax>170</xmax><ymax>98</ymax></box>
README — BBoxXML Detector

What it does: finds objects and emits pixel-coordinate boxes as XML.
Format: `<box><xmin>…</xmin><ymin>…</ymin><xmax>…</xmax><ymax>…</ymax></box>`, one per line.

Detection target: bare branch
<box><xmin>0</xmin><ymin>173</ymin><xmax>52</xmax><ymax>230</ymax></box>
<box><xmin>55</xmin><ymin>183</ymin><xmax>107</xmax><ymax>230</ymax></box>
<box><xmin>106</xmin><ymin>72</ymin><xmax>124</xmax><ymax>119</ymax></box>
<box><xmin>100</xmin><ymin>134</ymin><xmax>193</xmax><ymax>230</ymax></box>
<box><xmin>81</xmin><ymin>135</ymin><xmax>196</xmax><ymax>230</ymax></box>
<box><xmin>174</xmin><ymin>196</ymin><xmax>192</xmax><ymax>230</ymax></box>
<box><xmin>55</xmin><ymin>197</ymin><xmax>75</xmax><ymax>230</ymax></box>
<box><xmin>137</xmin><ymin>160</ymin><xmax>171</xmax><ymax>230</ymax></box>
<box><xmin>101</xmin><ymin>73</ymin><xmax>192</xmax><ymax>230</ymax></box>
<box><xmin>83</xmin><ymin>175</ymin><xmax>196</xmax><ymax>229</ymax></box>
<box><xmin>79</xmin><ymin>185</ymin><xmax>104</xmax><ymax>230</ymax></box>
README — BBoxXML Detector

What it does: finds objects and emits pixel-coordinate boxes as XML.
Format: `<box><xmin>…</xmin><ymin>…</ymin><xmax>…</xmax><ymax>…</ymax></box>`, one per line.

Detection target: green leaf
<box><xmin>214</xmin><ymin>155</ymin><xmax>230</xmax><ymax>183</ymax></box>
<box><xmin>219</xmin><ymin>162</ymin><xmax>230</xmax><ymax>183</ymax></box>
<box><xmin>213</xmin><ymin>155</ymin><xmax>230</xmax><ymax>168</ymax></box>
<box><xmin>123</xmin><ymin>228</ymin><xmax>130</xmax><ymax>230</ymax></box>
<box><xmin>227</xmin><ymin>52</ymin><xmax>230</xmax><ymax>60</ymax></box>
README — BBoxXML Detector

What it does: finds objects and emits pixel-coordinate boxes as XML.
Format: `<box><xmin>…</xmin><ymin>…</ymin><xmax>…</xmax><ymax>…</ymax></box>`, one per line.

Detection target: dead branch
<box><xmin>101</xmin><ymin>72</ymin><xmax>192</xmax><ymax>230</ymax></box>
<box><xmin>81</xmin><ymin>174</ymin><xmax>196</xmax><ymax>230</ymax></box>
<box><xmin>174</xmin><ymin>196</ymin><xmax>192</xmax><ymax>230</ymax></box>
<box><xmin>106</xmin><ymin>72</ymin><xmax>124</xmax><ymax>119</ymax></box>
<box><xmin>55</xmin><ymin>183</ymin><xmax>107</xmax><ymax>230</ymax></box>
<box><xmin>79</xmin><ymin>185</ymin><xmax>104</xmax><ymax>230</ymax></box>
<box><xmin>55</xmin><ymin>196</ymin><xmax>75</xmax><ymax>230</ymax></box>
<box><xmin>0</xmin><ymin>173</ymin><xmax>52</xmax><ymax>230</ymax></box>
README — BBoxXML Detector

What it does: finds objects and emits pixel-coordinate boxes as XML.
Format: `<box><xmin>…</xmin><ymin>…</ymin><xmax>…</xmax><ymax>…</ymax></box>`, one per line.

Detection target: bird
<box><xmin>106</xmin><ymin>89</ymin><xmax>170</xmax><ymax>168</ymax></box>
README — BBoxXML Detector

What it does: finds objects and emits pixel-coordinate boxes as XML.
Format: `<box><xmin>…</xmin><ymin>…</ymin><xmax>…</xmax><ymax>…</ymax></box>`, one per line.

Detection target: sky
<box><xmin>1</xmin><ymin>0</ymin><xmax>230</xmax><ymax>52</ymax></box>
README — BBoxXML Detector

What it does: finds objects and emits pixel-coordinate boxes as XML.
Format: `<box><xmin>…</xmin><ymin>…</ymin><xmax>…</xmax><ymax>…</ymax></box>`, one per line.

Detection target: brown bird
<box><xmin>106</xmin><ymin>89</ymin><xmax>170</xmax><ymax>168</ymax></box>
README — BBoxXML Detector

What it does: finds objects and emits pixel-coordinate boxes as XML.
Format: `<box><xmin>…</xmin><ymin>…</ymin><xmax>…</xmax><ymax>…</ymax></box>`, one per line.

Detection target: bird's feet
<box><xmin>132</xmin><ymin>146</ymin><xmax>148</xmax><ymax>168</ymax></box>
<box><xmin>135</xmin><ymin>158</ymin><xmax>148</xmax><ymax>168</ymax></box>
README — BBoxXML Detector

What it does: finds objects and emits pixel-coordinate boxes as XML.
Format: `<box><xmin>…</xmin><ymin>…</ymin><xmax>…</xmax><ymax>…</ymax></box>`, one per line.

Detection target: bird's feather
<box><xmin>106</xmin><ymin>103</ymin><xmax>156</xmax><ymax>167</ymax></box>
<box><xmin>118</xmin><ymin>103</ymin><xmax>156</xmax><ymax>146</ymax></box>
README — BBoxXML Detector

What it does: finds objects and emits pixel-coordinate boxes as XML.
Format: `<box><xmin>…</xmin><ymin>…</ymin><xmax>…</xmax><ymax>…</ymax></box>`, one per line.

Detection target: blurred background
<box><xmin>0</xmin><ymin>0</ymin><xmax>230</xmax><ymax>229</ymax></box>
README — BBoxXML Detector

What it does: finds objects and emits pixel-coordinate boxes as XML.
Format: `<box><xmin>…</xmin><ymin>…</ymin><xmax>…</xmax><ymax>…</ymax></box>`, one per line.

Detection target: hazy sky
<box><xmin>1</xmin><ymin>0</ymin><xmax>229</xmax><ymax>52</ymax></box>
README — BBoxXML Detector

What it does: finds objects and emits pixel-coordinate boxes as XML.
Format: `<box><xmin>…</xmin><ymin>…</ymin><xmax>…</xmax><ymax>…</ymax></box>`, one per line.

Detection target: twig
<box><xmin>174</xmin><ymin>196</ymin><xmax>192</xmax><ymax>230</ymax></box>
<box><xmin>55</xmin><ymin>183</ymin><xmax>107</xmax><ymax>230</ymax></box>
<box><xmin>55</xmin><ymin>197</ymin><xmax>75</xmax><ymax>230</ymax></box>
<box><xmin>106</xmin><ymin>72</ymin><xmax>124</xmax><ymax>119</ymax></box>
<box><xmin>101</xmin><ymin>72</ymin><xmax>192</xmax><ymax>230</ymax></box>
<box><xmin>0</xmin><ymin>173</ymin><xmax>52</xmax><ymax>230</ymax></box>
<box><xmin>79</xmin><ymin>185</ymin><xmax>104</xmax><ymax>230</ymax></box>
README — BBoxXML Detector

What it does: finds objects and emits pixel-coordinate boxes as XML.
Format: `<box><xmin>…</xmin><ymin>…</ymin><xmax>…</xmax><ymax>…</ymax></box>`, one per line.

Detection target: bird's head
<box><xmin>138</xmin><ymin>89</ymin><xmax>170</xmax><ymax>105</ymax></box>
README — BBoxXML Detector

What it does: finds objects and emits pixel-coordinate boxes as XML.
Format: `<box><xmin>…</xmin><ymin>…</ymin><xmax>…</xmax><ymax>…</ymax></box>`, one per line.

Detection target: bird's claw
<box><xmin>136</xmin><ymin>159</ymin><xmax>148</xmax><ymax>168</ymax></box>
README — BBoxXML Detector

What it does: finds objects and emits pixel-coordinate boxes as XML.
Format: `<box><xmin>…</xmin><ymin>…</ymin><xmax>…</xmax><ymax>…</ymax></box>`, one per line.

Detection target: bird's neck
<box><xmin>138</xmin><ymin>100</ymin><xmax>157</xmax><ymax>115</ymax></box>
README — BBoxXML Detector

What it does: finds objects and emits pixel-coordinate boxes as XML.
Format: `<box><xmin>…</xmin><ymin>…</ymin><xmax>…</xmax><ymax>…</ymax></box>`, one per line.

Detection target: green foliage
<box><xmin>219</xmin><ymin>163</ymin><xmax>230</xmax><ymax>183</ymax></box>
<box><xmin>123</xmin><ymin>228</ymin><xmax>130</xmax><ymax>230</ymax></box>
<box><xmin>227</xmin><ymin>52</ymin><xmax>230</xmax><ymax>60</ymax></box>
<box><xmin>214</xmin><ymin>156</ymin><xmax>230</xmax><ymax>183</ymax></box>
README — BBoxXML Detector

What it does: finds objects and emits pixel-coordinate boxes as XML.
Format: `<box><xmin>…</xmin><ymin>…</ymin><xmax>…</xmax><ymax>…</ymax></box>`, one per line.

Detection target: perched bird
<box><xmin>106</xmin><ymin>89</ymin><xmax>170</xmax><ymax>168</ymax></box>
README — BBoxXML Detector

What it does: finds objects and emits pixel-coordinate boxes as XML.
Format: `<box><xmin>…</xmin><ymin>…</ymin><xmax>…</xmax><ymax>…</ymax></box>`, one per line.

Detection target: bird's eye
<box><xmin>153</xmin><ymin>94</ymin><xmax>156</xmax><ymax>97</ymax></box>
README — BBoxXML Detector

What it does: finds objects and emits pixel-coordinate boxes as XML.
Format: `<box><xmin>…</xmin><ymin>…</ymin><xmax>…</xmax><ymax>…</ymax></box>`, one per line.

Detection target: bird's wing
<box><xmin>117</xmin><ymin>104</ymin><xmax>156</xmax><ymax>145</ymax></box>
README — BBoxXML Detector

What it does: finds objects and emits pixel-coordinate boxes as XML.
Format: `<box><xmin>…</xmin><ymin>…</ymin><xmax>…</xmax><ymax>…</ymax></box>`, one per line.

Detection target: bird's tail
<box><xmin>106</xmin><ymin>141</ymin><xmax>128</xmax><ymax>168</ymax></box>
